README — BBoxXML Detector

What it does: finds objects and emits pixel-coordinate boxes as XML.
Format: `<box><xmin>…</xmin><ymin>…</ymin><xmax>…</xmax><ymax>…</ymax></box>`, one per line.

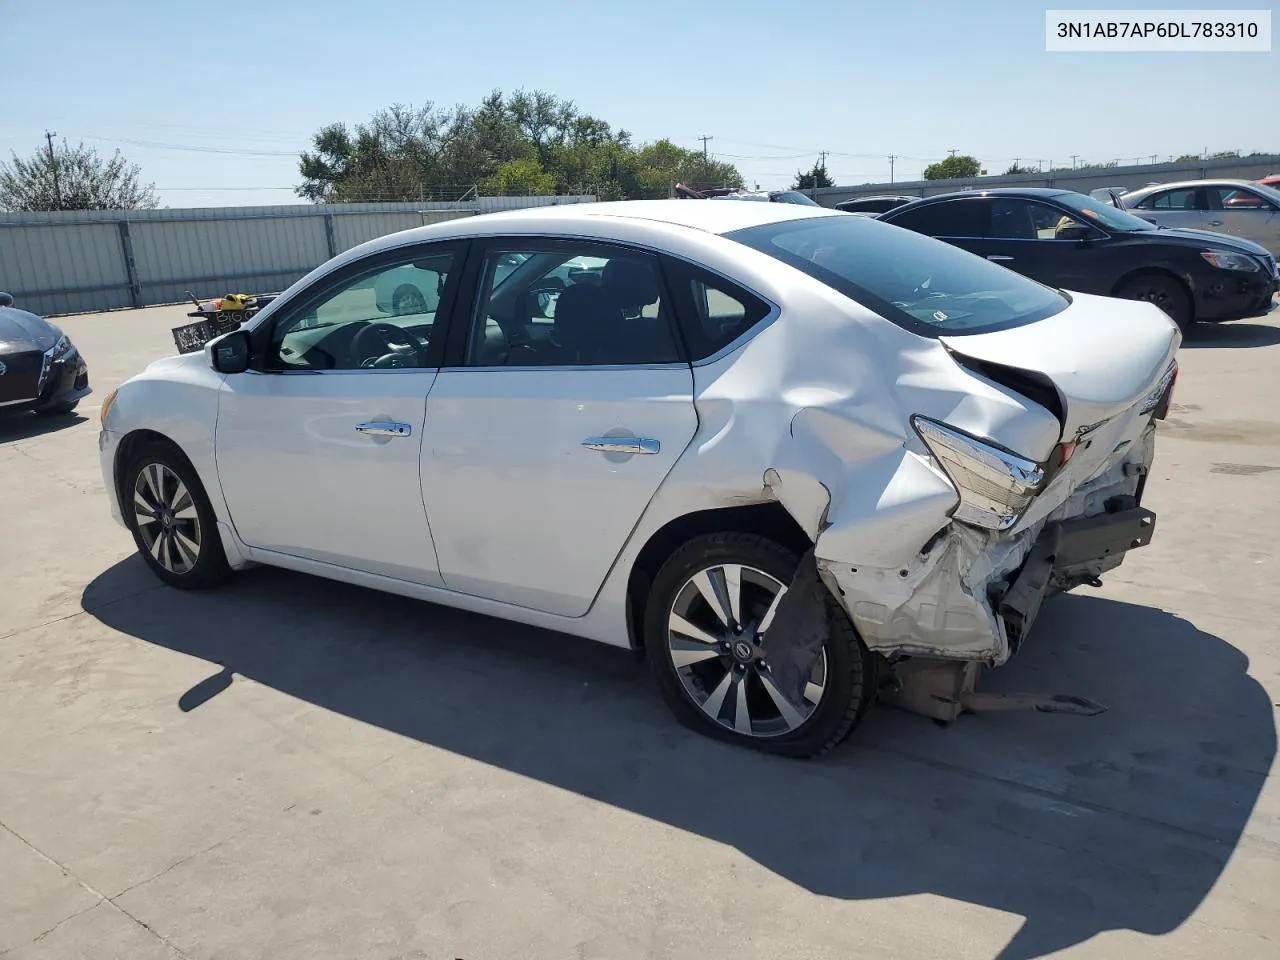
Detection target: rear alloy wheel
<box><xmin>1115</xmin><ymin>273</ymin><xmax>1193</xmax><ymax>332</ymax></box>
<box><xmin>124</xmin><ymin>443</ymin><xmax>229</xmax><ymax>589</ymax></box>
<box><xmin>645</xmin><ymin>532</ymin><xmax>874</xmax><ymax>758</ymax></box>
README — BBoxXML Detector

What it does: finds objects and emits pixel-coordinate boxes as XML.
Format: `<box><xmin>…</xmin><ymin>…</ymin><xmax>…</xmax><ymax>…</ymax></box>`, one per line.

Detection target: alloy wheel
<box><xmin>132</xmin><ymin>463</ymin><xmax>202</xmax><ymax>575</ymax></box>
<box><xmin>666</xmin><ymin>563</ymin><xmax>828</xmax><ymax>738</ymax></box>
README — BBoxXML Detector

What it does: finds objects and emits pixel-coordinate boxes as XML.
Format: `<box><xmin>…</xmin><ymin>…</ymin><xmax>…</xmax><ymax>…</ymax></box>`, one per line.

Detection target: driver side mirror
<box><xmin>208</xmin><ymin>329</ymin><xmax>251</xmax><ymax>374</ymax></box>
<box><xmin>1057</xmin><ymin>224</ymin><xmax>1096</xmax><ymax>242</ymax></box>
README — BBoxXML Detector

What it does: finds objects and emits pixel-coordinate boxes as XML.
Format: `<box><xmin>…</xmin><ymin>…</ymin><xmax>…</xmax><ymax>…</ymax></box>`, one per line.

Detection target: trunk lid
<box><xmin>938</xmin><ymin>291</ymin><xmax>1180</xmax><ymax>439</ymax></box>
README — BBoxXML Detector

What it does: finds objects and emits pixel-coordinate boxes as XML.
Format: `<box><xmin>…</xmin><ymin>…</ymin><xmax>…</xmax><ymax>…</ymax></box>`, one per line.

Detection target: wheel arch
<box><xmin>624</xmin><ymin>501</ymin><xmax>812</xmax><ymax>651</ymax></box>
<box><xmin>1110</xmin><ymin>266</ymin><xmax>1195</xmax><ymax>317</ymax></box>
<box><xmin>113</xmin><ymin>429</ymin><xmax>206</xmax><ymax>517</ymax></box>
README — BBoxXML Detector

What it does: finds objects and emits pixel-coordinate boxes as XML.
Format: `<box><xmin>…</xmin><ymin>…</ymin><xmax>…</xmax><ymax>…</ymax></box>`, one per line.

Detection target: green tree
<box><xmin>480</xmin><ymin>158</ymin><xmax>556</xmax><ymax>196</ymax></box>
<box><xmin>1003</xmin><ymin>161</ymin><xmax>1034</xmax><ymax>175</ymax></box>
<box><xmin>296</xmin><ymin>93</ymin><xmax>744</xmax><ymax>202</ymax></box>
<box><xmin>0</xmin><ymin>138</ymin><xmax>158</xmax><ymax>211</ymax></box>
<box><xmin>923</xmin><ymin>154</ymin><xmax>981</xmax><ymax>181</ymax></box>
<box><xmin>793</xmin><ymin>160</ymin><xmax>833</xmax><ymax>190</ymax></box>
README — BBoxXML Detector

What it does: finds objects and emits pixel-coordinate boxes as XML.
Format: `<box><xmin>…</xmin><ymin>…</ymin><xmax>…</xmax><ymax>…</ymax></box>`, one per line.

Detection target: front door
<box><xmin>421</xmin><ymin>239</ymin><xmax>698</xmax><ymax>617</ymax></box>
<box><xmin>215</xmin><ymin>243</ymin><xmax>464</xmax><ymax>585</ymax></box>
<box><xmin>1206</xmin><ymin>185</ymin><xmax>1280</xmax><ymax>252</ymax></box>
<box><xmin>967</xmin><ymin>197</ymin><xmax>1111</xmax><ymax>294</ymax></box>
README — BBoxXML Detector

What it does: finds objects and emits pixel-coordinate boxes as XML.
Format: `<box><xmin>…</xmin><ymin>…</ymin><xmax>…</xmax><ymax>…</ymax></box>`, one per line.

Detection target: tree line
<box><xmin>296</xmin><ymin>91</ymin><xmax>743</xmax><ymax>203</ymax></box>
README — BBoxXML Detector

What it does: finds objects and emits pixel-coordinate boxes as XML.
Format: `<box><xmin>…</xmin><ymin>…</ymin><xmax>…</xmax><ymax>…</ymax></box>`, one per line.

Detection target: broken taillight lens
<box><xmin>912</xmin><ymin>417</ymin><xmax>1046</xmax><ymax>532</ymax></box>
<box><xmin>1140</xmin><ymin>359</ymin><xmax>1178</xmax><ymax>418</ymax></box>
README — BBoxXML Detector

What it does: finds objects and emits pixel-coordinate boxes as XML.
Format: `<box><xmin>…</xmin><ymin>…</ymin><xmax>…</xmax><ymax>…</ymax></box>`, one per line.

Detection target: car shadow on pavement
<box><xmin>0</xmin><ymin>412</ymin><xmax>88</xmax><ymax>443</ymax></box>
<box><xmin>1180</xmin><ymin>320</ymin><xmax>1280</xmax><ymax>348</ymax></box>
<box><xmin>82</xmin><ymin>558</ymin><xmax>1275</xmax><ymax>960</ymax></box>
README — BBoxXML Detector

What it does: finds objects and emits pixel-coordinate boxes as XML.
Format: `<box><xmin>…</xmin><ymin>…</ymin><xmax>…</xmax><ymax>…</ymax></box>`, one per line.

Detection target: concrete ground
<box><xmin>2</xmin><ymin>302</ymin><xmax>1278</xmax><ymax>960</ymax></box>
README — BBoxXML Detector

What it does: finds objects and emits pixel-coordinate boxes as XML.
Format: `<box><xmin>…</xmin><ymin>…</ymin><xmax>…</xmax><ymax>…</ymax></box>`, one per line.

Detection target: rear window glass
<box><xmin>726</xmin><ymin>215</ymin><xmax>1070</xmax><ymax>336</ymax></box>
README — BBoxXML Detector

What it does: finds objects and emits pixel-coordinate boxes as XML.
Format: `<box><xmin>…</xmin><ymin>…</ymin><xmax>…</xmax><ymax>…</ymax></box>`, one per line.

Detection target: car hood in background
<box><xmin>0</xmin><ymin>306</ymin><xmax>58</xmax><ymax>351</ymax></box>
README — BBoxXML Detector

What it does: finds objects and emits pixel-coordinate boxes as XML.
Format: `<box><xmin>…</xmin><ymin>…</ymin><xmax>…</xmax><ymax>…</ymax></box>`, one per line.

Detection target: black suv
<box><xmin>878</xmin><ymin>187</ymin><xmax>1278</xmax><ymax>330</ymax></box>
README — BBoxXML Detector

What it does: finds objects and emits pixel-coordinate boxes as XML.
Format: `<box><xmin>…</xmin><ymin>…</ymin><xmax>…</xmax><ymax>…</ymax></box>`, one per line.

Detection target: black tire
<box><xmin>35</xmin><ymin>400</ymin><xmax>78</xmax><ymax>416</ymax></box>
<box><xmin>1115</xmin><ymin>273</ymin><xmax>1193</xmax><ymax>331</ymax></box>
<box><xmin>123</xmin><ymin>441</ymin><xmax>230</xmax><ymax>590</ymax></box>
<box><xmin>644</xmin><ymin>532</ymin><xmax>875</xmax><ymax>759</ymax></box>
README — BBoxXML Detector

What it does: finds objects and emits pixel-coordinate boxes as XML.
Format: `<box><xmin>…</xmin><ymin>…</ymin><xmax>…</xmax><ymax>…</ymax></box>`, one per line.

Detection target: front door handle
<box><xmin>355</xmin><ymin>420</ymin><xmax>412</xmax><ymax>438</ymax></box>
<box><xmin>987</xmin><ymin>254</ymin><xmax>1015</xmax><ymax>262</ymax></box>
<box><xmin>582</xmin><ymin>436</ymin><xmax>660</xmax><ymax>455</ymax></box>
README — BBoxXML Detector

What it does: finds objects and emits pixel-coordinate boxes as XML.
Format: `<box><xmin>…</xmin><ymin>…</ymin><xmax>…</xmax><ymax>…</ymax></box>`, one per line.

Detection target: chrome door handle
<box><xmin>582</xmin><ymin>436</ymin><xmax>660</xmax><ymax>455</ymax></box>
<box><xmin>355</xmin><ymin>420</ymin><xmax>412</xmax><ymax>437</ymax></box>
<box><xmin>987</xmin><ymin>254</ymin><xmax>1014</xmax><ymax>262</ymax></box>
<box><xmin>1206</xmin><ymin>219</ymin><xmax>1224</xmax><ymax>226</ymax></box>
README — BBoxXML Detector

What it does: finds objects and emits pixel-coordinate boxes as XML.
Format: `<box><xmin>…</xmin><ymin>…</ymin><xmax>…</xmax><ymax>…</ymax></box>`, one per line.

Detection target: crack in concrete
<box><xmin>0</xmin><ymin>819</ymin><xmax>194</xmax><ymax>959</ymax></box>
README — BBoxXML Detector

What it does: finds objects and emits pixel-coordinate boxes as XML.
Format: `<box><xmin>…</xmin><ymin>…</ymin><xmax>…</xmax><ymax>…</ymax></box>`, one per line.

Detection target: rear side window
<box><xmin>662</xmin><ymin>259</ymin><xmax>772</xmax><ymax>361</ymax></box>
<box><xmin>886</xmin><ymin>199</ymin><xmax>986</xmax><ymax>237</ymax></box>
<box><xmin>727</xmin><ymin>215</ymin><xmax>1069</xmax><ymax>337</ymax></box>
<box><xmin>1140</xmin><ymin>189</ymin><xmax>1198</xmax><ymax>210</ymax></box>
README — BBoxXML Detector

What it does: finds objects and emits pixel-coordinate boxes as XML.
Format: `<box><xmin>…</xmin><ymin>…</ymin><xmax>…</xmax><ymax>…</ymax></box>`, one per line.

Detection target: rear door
<box><xmin>883</xmin><ymin>197</ymin><xmax>988</xmax><ymax>255</ymax></box>
<box><xmin>420</xmin><ymin>238</ymin><xmax>698</xmax><ymax>617</ymax></box>
<box><xmin>1131</xmin><ymin>186</ymin><xmax>1209</xmax><ymax>231</ymax></box>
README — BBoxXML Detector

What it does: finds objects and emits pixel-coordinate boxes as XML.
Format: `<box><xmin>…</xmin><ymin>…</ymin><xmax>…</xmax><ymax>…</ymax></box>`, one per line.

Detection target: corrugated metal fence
<box><xmin>810</xmin><ymin>155</ymin><xmax>1280</xmax><ymax>206</ymax></box>
<box><xmin>0</xmin><ymin>195</ymin><xmax>596</xmax><ymax>317</ymax></box>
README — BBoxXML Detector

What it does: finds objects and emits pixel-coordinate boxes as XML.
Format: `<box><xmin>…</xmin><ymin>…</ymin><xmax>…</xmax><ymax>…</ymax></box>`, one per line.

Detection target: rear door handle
<box><xmin>355</xmin><ymin>420</ymin><xmax>412</xmax><ymax>437</ymax></box>
<box><xmin>582</xmin><ymin>436</ymin><xmax>660</xmax><ymax>455</ymax></box>
<box><xmin>987</xmin><ymin>254</ymin><xmax>1015</xmax><ymax>262</ymax></box>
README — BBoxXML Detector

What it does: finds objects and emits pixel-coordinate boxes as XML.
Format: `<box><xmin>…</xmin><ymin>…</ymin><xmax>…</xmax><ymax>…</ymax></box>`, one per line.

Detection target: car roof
<box><xmin>902</xmin><ymin>187</ymin><xmax>1074</xmax><ymax>202</ymax></box>
<box><xmin>1124</xmin><ymin>178</ymin><xmax>1260</xmax><ymax>198</ymax></box>
<box><xmin>355</xmin><ymin>198</ymin><xmax>837</xmax><ymax>257</ymax></box>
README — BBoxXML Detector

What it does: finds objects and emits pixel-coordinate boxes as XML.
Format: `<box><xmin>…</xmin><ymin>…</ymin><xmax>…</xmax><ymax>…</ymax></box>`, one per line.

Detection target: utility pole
<box><xmin>888</xmin><ymin>154</ymin><xmax>896</xmax><ymax>183</ymax></box>
<box><xmin>1070</xmin><ymin>154</ymin><xmax>1079</xmax><ymax>169</ymax></box>
<box><xmin>45</xmin><ymin>130</ymin><xmax>62</xmax><ymax>208</ymax></box>
<box><xmin>697</xmin><ymin>135</ymin><xmax>712</xmax><ymax>165</ymax></box>
<box><xmin>1150</xmin><ymin>154</ymin><xmax>1157</xmax><ymax>164</ymax></box>
<box><xmin>948</xmin><ymin>148</ymin><xmax>958</xmax><ymax>157</ymax></box>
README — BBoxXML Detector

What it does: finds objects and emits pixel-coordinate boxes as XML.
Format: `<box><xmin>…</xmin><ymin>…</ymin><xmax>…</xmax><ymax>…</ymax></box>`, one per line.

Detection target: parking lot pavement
<box><xmin>2</xmin><ymin>302</ymin><xmax>1278</xmax><ymax>960</ymax></box>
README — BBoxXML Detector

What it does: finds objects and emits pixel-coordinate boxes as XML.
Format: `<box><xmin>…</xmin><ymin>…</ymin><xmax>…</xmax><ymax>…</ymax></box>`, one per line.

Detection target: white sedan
<box><xmin>99</xmin><ymin>200</ymin><xmax>1180</xmax><ymax>757</ymax></box>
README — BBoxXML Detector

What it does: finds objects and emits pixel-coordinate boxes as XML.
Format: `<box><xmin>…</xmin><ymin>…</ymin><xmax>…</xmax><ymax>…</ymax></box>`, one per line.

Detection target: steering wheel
<box><xmin>352</xmin><ymin>321</ymin><xmax>428</xmax><ymax>369</ymax></box>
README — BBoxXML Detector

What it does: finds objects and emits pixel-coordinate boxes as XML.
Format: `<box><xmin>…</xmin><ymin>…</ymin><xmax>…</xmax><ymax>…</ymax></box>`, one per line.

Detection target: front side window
<box><xmin>464</xmin><ymin>243</ymin><xmax>682</xmax><ymax>367</ymax></box>
<box><xmin>728</xmin><ymin>214</ymin><xmax>1070</xmax><ymax>336</ymax></box>
<box><xmin>1209</xmin><ymin>186</ymin><xmax>1278</xmax><ymax>210</ymax></box>
<box><xmin>988</xmin><ymin>199</ymin><xmax>1102</xmax><ymax>240</ymax></box>
<box><xmin>885</xmin><ymin>199</ymin><xmax>985</xmax><ymax>238</ymax></box>
<box><xmin>266</xmin><ymin>247</ymin><xmax>456</xmax><ymax>371</ymax></box>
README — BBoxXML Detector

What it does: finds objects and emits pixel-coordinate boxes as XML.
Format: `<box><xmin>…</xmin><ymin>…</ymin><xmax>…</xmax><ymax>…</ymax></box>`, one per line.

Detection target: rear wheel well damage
<box><xmin>625</xmin><ymin>502</ymin><xmax>813</xmax><ymax>650</ymax></box>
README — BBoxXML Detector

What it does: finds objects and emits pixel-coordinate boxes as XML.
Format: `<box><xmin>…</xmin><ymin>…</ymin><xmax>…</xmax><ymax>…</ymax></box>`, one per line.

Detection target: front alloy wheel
<box><xmin>667</xmin><ymin>563</ymin><xmax>829</xmax><ymax>737</ymax></box>
<box><xmin>133</xmin><ymin>462</ymin><xmax>202</xmax><ymax>575</ymax></box>
<box><xmin>124</xmin><ymin>441</ymin><xmax>229</xmax><ymax>589</ymax></box>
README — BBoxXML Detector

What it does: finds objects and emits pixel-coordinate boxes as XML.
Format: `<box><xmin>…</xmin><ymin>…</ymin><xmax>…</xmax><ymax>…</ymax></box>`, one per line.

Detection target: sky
<box><xmin>2</xmin><ymin>0</ymin><xmax>1276</xmax><ymax>208</ymax></box>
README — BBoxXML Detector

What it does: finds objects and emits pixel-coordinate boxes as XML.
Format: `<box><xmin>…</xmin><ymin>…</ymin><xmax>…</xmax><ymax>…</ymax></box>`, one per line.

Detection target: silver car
<box><xmin>1121</xmin><ymin>179</ymin><xmax>1280</xmax><ymax>256</ymax></box>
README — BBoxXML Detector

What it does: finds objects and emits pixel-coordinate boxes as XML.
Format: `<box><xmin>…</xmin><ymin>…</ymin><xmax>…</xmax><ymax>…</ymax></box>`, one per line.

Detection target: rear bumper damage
<box><xmin>814</xmin><ymin>420</ymin><xmax>1159</xmax><ymax>667</ymax></box>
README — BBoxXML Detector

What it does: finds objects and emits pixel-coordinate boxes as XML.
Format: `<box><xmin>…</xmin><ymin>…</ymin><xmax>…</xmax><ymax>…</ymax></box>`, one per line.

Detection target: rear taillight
<box><xmin>912</xmin><ymin>417</ymin><xmax>1045</xmax><ymax>532</ymax></box>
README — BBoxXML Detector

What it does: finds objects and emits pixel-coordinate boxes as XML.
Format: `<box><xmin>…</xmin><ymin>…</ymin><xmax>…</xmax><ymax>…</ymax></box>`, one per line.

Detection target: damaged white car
<box><xmin>98</xmin><ymin>200</ymin><xmax>1179</xmax><ymax>758</ymax></box>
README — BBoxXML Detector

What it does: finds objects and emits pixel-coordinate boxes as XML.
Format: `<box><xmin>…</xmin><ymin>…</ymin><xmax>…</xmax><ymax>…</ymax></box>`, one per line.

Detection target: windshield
<box><xmin>728</xmin><ymin>215</ymin><xmax>1069</xmax><ymax>336</ymax></box>
<box><xmin>1056</xmin><ymin>192</ymin><xmax>1156</xmax><ymax>231</ymax></box>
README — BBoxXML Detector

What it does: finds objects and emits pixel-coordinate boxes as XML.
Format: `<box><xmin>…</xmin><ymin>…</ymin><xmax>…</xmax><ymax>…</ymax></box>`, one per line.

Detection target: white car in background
<box><xmin>98</xmin><ymin>200</ymin><xmax>1180</xmax><ymax>757</ymax></box>
<box><xmin>1121</xmin><ymin>179</ymin><xmax>1280</xmax><ymax>255</ymax></box>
